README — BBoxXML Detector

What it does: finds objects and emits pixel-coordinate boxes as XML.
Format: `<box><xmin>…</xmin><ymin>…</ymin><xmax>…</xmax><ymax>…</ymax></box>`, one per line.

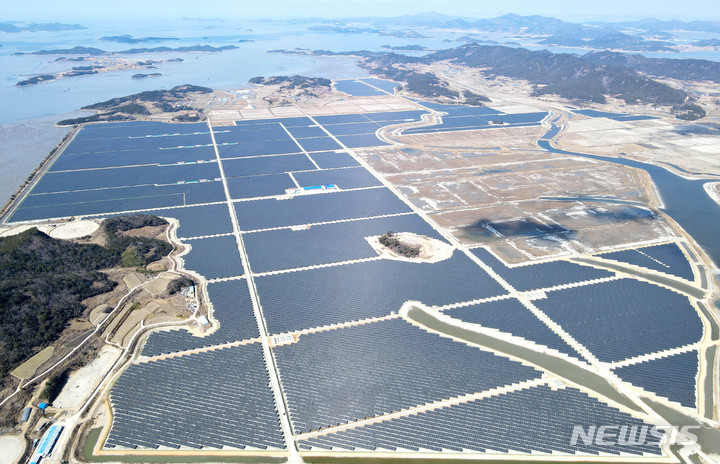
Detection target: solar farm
<box><xmin>4</xmin><ymin>79</ymin><xmax>717</xmax><ymax>462</ymax></box>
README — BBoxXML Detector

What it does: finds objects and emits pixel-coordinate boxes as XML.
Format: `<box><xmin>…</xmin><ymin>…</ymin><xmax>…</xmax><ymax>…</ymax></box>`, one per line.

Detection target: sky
<box><xmin>4</xmin><ymin>0</ymin><xmax>720</xmax><ymax>22</ymax></box>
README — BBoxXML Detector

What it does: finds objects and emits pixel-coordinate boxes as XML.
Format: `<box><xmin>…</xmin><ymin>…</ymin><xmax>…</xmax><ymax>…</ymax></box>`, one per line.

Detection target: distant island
<box><xmin>381</xmin><ymin>44</ymin><xmax>427</xmax><ymax>51</ymax></box>
<box><xmin>132</xmin><ymin>73</ymin><xmax>162</xmax><ymax>79</ymax></box>
<box><xmin>15</xmin><ymin>44</ymin><xmax>238</xmax><ymax>56</ymax></box>
<box><xmin>100</xmin><ymin>34</ymin><xmax>180</xmax><ymax>44</ymax></box>
<box><xmin>537</xmin><ymin>32</ymin><xmax>676</xmax><ymax>52</ymax></box>
<box><xmin>57</xmin><ymin>84</ymin><xmax>211</xmax><ymax>125</ymax></box>
<box><xmin>249</xmin><ymin>75</ymin><xmax>332</xmax><ymax>105</ymax></box>
<box><xmin>308</xmin><ymin>25</ymin><xmax>427</xmax><ymax>39</ymax></box>
<box><xmin>16</xmin><ymin>58</ymin><xmax>180</xmax><ymax>87</ymax></box>
<box><xmin>16</xmin><ymin>74</ymin><xmax>55</xmax><ymax>86</ymax></box>
<box><xmin>0</xmin><ymin>21</ymin><xmax>85</xmax><ymax>33</ymax></box>
<box><xmin>692</xmin><ymin>38</ymin><xmax>720</xmax><ymax>48</ymax></box>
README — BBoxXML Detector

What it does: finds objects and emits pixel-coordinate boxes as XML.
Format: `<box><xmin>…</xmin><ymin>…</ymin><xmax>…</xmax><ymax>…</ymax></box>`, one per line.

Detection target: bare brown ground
<box><xmin>357</xmin><ymin>132</ymin><xmax>677</xmax><ymax>262</ymax></box>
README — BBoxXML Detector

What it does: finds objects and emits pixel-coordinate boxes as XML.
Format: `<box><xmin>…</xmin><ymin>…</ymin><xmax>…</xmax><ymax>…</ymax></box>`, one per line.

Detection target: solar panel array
<box><xmin>598</xmin><ymin>243</ymin><xmax>695</xmax><ymax>281</ymax></box>
<box><xmin>334</xmin><ymin>80</ymin><xmax>387</xmax><ymax>97</ymax></box>
<box><xmin>107</xmin><ymin>343</ymin><xmax>285</xmax><ymax>450</ymax></box>
<box><xmin>299</xmin><ymin>385</ymin><xmax>662</xmax><ymax>455</ymax></box>
<box><xmin>234</xmin><ymin>188</ymin><xmax>411</xmax><ymax>231</ymax></box>
<box><xmin>403</xmin><ymin>109</ymin><xmax>547</xmax><ymax>135</ymax></box>
<box><xmin>141</xmin><ymin>280</ymin><xmax>259</xmax><ymax>356</ymax></box>
<box><xmin>534</xmin><ymin>279</ymin><xmax>703</xmax><ymax>362</ymax></box>
<box><xmin>471</xmin><ymin>248</ymin><xmax>614</xmax><ymax>291</ymax></box>
<box><xmin>443</xmin><ymin>298</ymin><xmax>581</xmax><ymax>360</ymax></box>
<box><xmin>255</xmin><ymin>251</ymin><xmax>507</xmax><ymax>334</ymax></box>
<box><xmin>6</xmin><ymin>114</ymin><xmax>698</xmax><ymax>457</ymax></box>
<box><xmin>9</xmin><ymin>121</ymin><xmax>226</xmax><ymax>222</ymax></box>
<box><xmin>244</xmin><ymin>213</ymin><xmax>445</xmax><ymax>273</ymax></box>
<box><xmin>293</xmin><ymin>167</ymin><xmax>382</xmax><ymax>189</ymax></box>
<box><xmin>614</xmin><ymin>350</ymin><xmax>699</xmax><ymax>408</ymax></box>
<box><xmin>146</xmin><ymin>204</ymin><xmax>233</xmax><ymax>239</ymax></box>
<box><xmin>182</xmin><ymin>235</ymin><xmax>244</xmax><ymax>280</ymax></box>
<box><xmin>273</xmin><ymin>318</ymin><xmax>541</xmax><ymax>433</ymax></box>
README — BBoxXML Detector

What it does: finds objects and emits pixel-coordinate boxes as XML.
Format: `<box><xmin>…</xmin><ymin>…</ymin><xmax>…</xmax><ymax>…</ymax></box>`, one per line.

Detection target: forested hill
<box><xmin>0</xmin><ymin>216</ymin><xmax>171</xmax><ymax>379</ymax></box>
<box><xmin>582</xmin><ymin>50</ymin><xmax>720</xmax><ymax>84</ymax></box>
<box><xmin>302</xmin><ymin>43</ymin><xmax>706</xmax><ymax>119</ymax></box>
<box><xmin>420</xmin><ymin>45</ymin><xmax>689</xmax><ymax>106</ymax></box>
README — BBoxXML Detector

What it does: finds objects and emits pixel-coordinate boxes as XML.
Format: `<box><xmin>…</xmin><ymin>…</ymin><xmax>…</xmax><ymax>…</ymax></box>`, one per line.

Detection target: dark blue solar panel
<box><xmin>471</xmin><ymin>248</ymin><xmax>614</xmax><ymax>291</ymax></box>
<box><xmin>324</xmin><ymin>122</ymin><xmax>380</xmax><ymax>136</ymax></box>
<box><xmin>415</xmin><ymin>101</ymin><xmax>502</xmax><ymax>116</ymax></box>
<box><xmin>614</xmin><ymin>350</ymin><xmax>698</xmax><ymax>408</ymax></box>
<box><xmin>21</xmin><ymin>181</ymin><xmax>225</xmax><ymax>210</ymax></box>
<box><xmin>227</xmin><ymin>173</ymin><xmax>295</xmax><ymax>199</ymax></box>
<box><xmin>255</xmin><ymin>251</ymin><xmax>506</xmax><ymax>334</ymax></box>
<box><xmin>64</xmin><ymin>133</ymin><xmax>212</xmax><ymax>155</ymax></box>
<box><xmin>212</xmin><ymin>125</ymin><xmax>290</xmax><ymax>143</ymax></box>
<box><xmin>141</xmin><ymin>279</ymin><xmax>259</xmax><ymax>356</ymax></box>
<box><xmin>50</xmin><ymin>146</ymin><xmax>216</xmax><ymax>171</ymax></box>
<box><xmin>145</xmin><ymin>204</ymin><xmax>232</xmax><ymax>239</ymax></box>
<box><xmin>298</xmin><ymin>137</ymin><xmax>343</xmax><ymax>152</ymax></box>
<box><xmin>313</xmin><ymin>114</ymin><xmax>369</xmax><ymax>125</ymax></box>
<box><xmin>10</xmin><ymin>195</ymin><xmax>182</xmax><ymax>222</ymax></box>
<box><xmin>182</xmin><ymin>235</ymin><xmax>244</xmax><ymax>280</ymax></box>
<box><xmin>299</xmin><ymin>385</ymin><xmax>662</xmax><ymax>455</ymax></box>
<box><xmin>598</xmin><ymin>243</ymin><xmax>695</xmax><ymax>281</ymax></box>
<box><xmin>444</xmin><ymin>298</ymin><xmax>581</xmax><ymax>360</ymax></box>
<box><xmin>402</xmin><ymin>112</ymin><xmax>547</xmax><ymax>134</ymax></box>
<box><xmin>217</xmin><ymin>139</ymin><xmax>301</xmax><ymax>158</ymax></box>
<box><xmin>11</xmin><ymin>181</ymin><xmax>225</xmax><ymax>222</ymax></box>
<box><xmin>72</xmin><ymin>122</ymin><xmax>209</xmax><ymax>141</ymax></box>
<box><xmin>334</xmin><ymin>80</ymin><xmax>386</xmax><ymax>96</ymax></box>
<box><xmin>234</xmin><ymin>188</ymin><xmax>411</xmax><ymax>231</ymax></box>
<box><xmin>244</xmin><ymin>214</ymin><xmax>446</xmax><ymax>273</ymax></box>
<box><xmin>293</xmin><ymin>167</ymin><xmax>382</xmax><ymax>189</ymax></box>
<box><xmin>307</xmin><ymin>151</ymin><xmax>360</xmax><ymax>169</ymax></box>
<box><xmin>286</xmin><ymin>125</ymin><xmax>327</xmax><ymax>139</ymax></box>
<box><xmin>31</xmin><ymin>162</ymin><xmax>220</xmax><ymax>193</ymax></box>
<box><xmin>222</xmin><ymin>153</ymin><xmax>316</xmax><ymax>177</ymax></box>
<box><xmin>274</xmin><ymin>318</ymin><xmax>541</xmax><ymax>433</ymax></box>
<box><xmin>362</xmin><ymin>110</ymin><xmax>426</xmax><ymax>122</ymax></box>
<box><xmin>233</xmin><ymin>117</ymin><xmax>312</xmax><ymax>128</ymax></box>
<box><xmin>534</xmin><ymin>279</ymin><xmax>704</xmax><ymax>362</ymax></box>
<box><xmin>107</xmin><ymin>343</ymin><xmax>285</xmax><ymax>450</ymax></box>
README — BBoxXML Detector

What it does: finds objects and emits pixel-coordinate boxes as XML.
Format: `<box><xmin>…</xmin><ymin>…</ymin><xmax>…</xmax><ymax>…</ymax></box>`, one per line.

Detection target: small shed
<box><xmin>38</xmin><ymin>402</ymin><xmax>49</xmax><ymax>410</ymax></box>
<box><xmin>20</xmin><ymin>406</ymin><xmax>32</xmax><ymax>423</ymax></box>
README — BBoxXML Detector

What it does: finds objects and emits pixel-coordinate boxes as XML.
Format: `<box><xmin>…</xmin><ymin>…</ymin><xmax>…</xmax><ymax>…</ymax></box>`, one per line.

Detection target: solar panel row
<box><xmin>274</xmin><ymin>318</ymin><xmax>541</xmax><ymax>433</ymax></box>
<box><xmin>534</xmin><ymin>279</ymin><xmax>703</xmax><ymax>362</ymax></box>
<box><xmin>443</xmin><ymin>298</ymin><xmax>582</xmax><ymax>360</ymax></box>
<box><xmin>244</xmin><ymin>213</ymin><xmax>445</xmax><ymax>273</ymax></box>
<box><xmin>471</xmin><ymin>248</ymin><xmax>614</xmax><ymax>292</ymax></box>
<box><xmin>614</xmin><ymin>350</ymin><xmax>699</xmax><ymax>408</ymax></box>
<box><xmin>106</xmin><ymin>344</ymin><xmax>285</xmax><ymax>450</ymax></box>
<box><xmin>298</xmin><ymin>385</ymin><xmax>662</xmax><ymax>455</ymax></box>
<box><xmin>598</xmin><ymin>243</ymin><xmax>695</xmax><ymax>281</ymax></box>
<box><xmin>255</xmin><ymin>251</ymin><xmax>506</xmax><ymax>334</ymax></box>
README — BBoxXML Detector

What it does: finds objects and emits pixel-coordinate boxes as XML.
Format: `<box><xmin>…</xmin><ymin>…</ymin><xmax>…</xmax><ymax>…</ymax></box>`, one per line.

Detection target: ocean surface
<box><xmin>1</xmin><ymin>18</ymin><xmax>719</xmax><ymax>205</ymax></box>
